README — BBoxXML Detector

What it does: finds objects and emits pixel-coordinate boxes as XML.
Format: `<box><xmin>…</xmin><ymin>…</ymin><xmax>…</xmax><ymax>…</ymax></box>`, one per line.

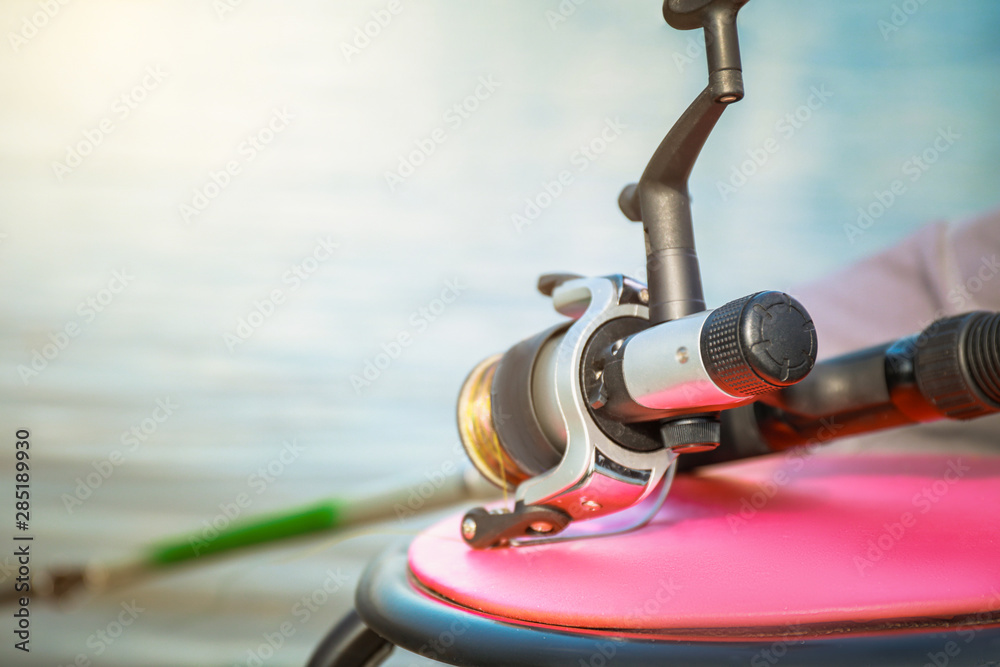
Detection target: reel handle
<box><xmin>663</xmin><ymin>0</ymin><xmax>748</xmax><ymax>98</ymax></box>
<box><xmin>619</xmin><ymin>1</ymin><xmax>751</xmax><ymax>324</ymax></box>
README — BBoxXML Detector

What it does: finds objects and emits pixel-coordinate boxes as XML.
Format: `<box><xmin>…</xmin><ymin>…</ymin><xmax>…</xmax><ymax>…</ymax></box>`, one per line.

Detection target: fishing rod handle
<box><xmin>679</xmin><ymin>311</ymin><xmax>1000</xmax><ymax>469</ymax></box>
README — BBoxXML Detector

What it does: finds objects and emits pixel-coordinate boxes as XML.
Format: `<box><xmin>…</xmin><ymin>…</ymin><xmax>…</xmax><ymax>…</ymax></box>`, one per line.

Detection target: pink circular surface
<box><xmin>409</xmin><ymin>453</ymin><xmax>1000</xmax><ymax>631</ymax></box>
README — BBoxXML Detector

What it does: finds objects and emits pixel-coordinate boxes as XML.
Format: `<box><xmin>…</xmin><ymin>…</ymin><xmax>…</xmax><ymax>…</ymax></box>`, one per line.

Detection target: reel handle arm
<box><xmin>619</xmin><ymin>0</ymin><xmax>749</xmax><ymax>324</ymax></box>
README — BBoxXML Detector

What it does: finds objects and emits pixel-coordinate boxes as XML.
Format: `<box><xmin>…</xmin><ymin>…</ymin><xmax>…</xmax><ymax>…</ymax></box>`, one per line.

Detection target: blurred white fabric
<box><xmin>796</xmin><ymin>208</ymin><xmax>1000</xmax><ymax>358</ymax></box>
<box><xmin>793</xmin><ymin>211</ymin><xmax>1000</xmax><ymax>458</ymax></box>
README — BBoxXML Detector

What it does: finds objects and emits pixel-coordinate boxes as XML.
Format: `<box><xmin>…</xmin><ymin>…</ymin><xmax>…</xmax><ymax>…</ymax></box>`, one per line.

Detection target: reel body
<box><xmin>459</xmin><ymin>276</ymin><xmax>671</xmax><ymax>547</ymax></box>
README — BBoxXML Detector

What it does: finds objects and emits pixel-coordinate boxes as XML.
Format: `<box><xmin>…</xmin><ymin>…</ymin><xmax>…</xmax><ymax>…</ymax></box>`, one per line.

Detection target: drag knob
<box><xmin>701</xmin><ymin>291</ymin><xmax>817</xmax><ymax>397</ymax></box>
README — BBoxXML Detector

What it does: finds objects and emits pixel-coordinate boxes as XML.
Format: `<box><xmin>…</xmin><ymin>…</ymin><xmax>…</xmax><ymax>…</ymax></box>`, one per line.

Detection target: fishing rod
<box><xmin>10</xmin><ymin>467</ymin><xmax>496</xmax><ymax>604</ymax></box>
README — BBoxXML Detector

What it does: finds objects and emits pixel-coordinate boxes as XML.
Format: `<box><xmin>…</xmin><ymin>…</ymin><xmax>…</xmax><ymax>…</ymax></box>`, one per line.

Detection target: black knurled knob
<box><xmin>660</xmin><ymin>417</ymin><xmax>721</xmax><ymax>452</ymax></box>
<box><xmin>701</xmin><ymin>291</ymin><xmax>817</xmax><ymax>397</ymax></box>
<box><xmin>914</xmin><ymin>311</ymin><xmax>1000</xmax><ymax>420</ymax></box>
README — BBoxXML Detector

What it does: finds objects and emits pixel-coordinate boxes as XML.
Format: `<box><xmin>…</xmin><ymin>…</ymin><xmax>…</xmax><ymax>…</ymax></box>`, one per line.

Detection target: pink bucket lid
<box><xmin>409</xmin><ymin>453</ymin><xmax>1000</xmax><ymax>633</ymax></box>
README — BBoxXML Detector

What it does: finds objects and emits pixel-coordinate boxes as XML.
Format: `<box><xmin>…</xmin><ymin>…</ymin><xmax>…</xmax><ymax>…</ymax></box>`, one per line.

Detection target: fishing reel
<box><xmin>455</xmin><ymin>0</ymin><xmax>1000</xmax><ymax>549</ymax></box>
<box><xmin>454</xmin><ymin>0</ymin><xmax>822</xmax><ymax>548</ymax></box>
<box><xmin>458</xmin><ymin>277</ymin><xmax>1000</xmax><ymax>549</ymax></box>
<box><xmin>457</xmin><ymin>275</ymin><xmax>816</xmax><ymax>548</ymax></box>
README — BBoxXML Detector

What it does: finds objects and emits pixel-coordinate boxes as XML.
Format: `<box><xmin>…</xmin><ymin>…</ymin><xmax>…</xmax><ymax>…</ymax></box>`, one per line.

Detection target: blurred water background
<box><xmin>0</xmin><ymin>1</ymin><xmax>998</xmax><ymax>665</ymax></box>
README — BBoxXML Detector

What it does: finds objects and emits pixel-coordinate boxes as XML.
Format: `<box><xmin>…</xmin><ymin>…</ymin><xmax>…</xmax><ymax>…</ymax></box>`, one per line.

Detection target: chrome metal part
<box><xmin>514</xmin><ymin>276</ymin><xmax>675</xmax><ymax>523</ymax></box>
<box><xmin>461</xmin><ymin>517</ymin><xmax>477</xmax><ymax>541</ymax></box>
<box><xmin>510</xmin><ymin>451</ymin><xmax>679</xmax><ymax>548</ymax></box>
<box><xmin>621</xmin><ymin>309</ymin><xmax>748</xmax><ymax>412</ymax></box>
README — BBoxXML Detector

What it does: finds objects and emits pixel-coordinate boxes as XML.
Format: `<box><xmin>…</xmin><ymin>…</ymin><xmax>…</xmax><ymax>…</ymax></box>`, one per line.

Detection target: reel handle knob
<box><xmin>663</xmin><ymin>0</ymin><xmax>748</xmax><ymax>102</ymax></box>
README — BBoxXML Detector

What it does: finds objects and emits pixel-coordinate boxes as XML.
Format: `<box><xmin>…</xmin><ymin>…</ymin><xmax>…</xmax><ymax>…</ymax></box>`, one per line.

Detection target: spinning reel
<box><xmin>457</xmin><ymin>0</ymin><xmax>817</xmax><ymax>548</ymax></box>
<box><xmin>455</xmin><ymin>0</ymin><xmax>1000</xmax><ymax>549</ymax></box>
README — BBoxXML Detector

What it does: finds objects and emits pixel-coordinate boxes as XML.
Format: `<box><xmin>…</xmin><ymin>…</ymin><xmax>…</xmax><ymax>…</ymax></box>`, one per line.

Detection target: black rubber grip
<box><xmin>915</xmin><ymin>311</ymin><xmax>1000</xmax><ymax>419</ymax></box>
<box><xmin>701</xmin><ymin>291</ymin><xmax>817</xmax><ymax>397</ymax></box>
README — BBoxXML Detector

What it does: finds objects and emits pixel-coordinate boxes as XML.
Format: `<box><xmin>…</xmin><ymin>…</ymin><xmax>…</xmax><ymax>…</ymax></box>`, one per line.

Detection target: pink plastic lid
<box><xmin>409</xmin><ymin>454</ymin><xmax>1000</xmax><ymax>632</ymax></box>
